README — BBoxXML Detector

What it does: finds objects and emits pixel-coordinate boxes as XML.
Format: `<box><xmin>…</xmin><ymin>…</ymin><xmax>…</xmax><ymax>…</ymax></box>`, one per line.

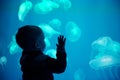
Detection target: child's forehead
<box><xmin>18</xmin><ymin>25</ymin><xmax>44</xmax><ymax>39</ymax></box>
<box><xmin>27</xmin><ymin>29</ymin><xmax>44</xmax><ymax>39</ymax></box>
<box><xmin>20</xmin><ymin>25</ymin><xmax>43</xmax><ymax>34</ymax></box>
<box><xmin>19</xmin><ymin>25</ymin><xmax>41</xmax><ymax>31</ymax></box>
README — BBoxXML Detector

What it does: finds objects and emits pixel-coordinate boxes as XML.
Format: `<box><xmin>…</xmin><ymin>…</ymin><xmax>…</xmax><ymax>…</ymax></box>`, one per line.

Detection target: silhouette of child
<box><xmin>16</xmin><ymin>25</ymin><xmax>67</xmax><ymax>80</ymax></box>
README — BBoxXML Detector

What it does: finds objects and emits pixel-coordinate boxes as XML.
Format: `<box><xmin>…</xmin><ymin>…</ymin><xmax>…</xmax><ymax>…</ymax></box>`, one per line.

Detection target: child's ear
<box><xmin>35</xmin><ymin>39</ymin><xmax>46</xmax><ymax>51</ymax></box>
<box><xmin>35</xmin><ymin>41</ymin><xmax>41</xmax><ymax>48</ymax></box>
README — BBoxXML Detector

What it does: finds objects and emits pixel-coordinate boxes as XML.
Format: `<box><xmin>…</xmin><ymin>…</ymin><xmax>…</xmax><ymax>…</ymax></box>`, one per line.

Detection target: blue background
<box><xmin>0</xmin><ymin>0</ymin><xmax>120</xmax><ymax>80</ymax></box>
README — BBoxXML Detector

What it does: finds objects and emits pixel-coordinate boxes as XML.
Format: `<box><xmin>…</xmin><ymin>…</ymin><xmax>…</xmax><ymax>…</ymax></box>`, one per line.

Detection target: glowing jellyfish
<box><xmin>74</xmin><ymin>68</ymin><xmax>85</xmax><ymax>80</ymax></box>
<box><xmin>92</xmin><ymin>37</ymin><xmax>113</xmax><ymax>52</ymax></box>
<box><xmin>89</xmin><ymin>54</ymin><xmax>120</xmax><ymax>70</ymax></box>
<box><xmin>49</xmin><ymin>18</ymin><xmax>62</xmax><ymax>30</ymax></box>
<box><xmin>65</xmin><ymin>21</ymin><xmax>82</xmax><ymax>42</ymax></box>
<box><xmin>62</xmin><ymin>0</ymin><xmax>72</xmax><ymax>10</ymax></box>
<box><xmin>8</xmin><ymin>36</ymin><xmax>21</xmax><ymax>55</ymax></box>
<box><xmin>0</xmin><ymin>56</ymin><xmax>7</xmax><ymax>65</ymax></box>
<box><xmin>91</xmin><ymin>37</ymin><xmax>120</xmax><ymax>57</ymax></box>
<box><xmin>34</xmin><ymin>1</ymin><xmax>59</xmax><ymax>14</ymax></box>
<box><xmin>90</xmin><ymin>36</ymin><xmax>120</xmax><ymax>69</ymax></box>
<box><xmin>44</xmin><ymin>38</ymin><xmax>51</xmax><ymax>48</ymax></box>
<box><xmin>89</xmin><ymin>54</ymin><xmax>120</xmax><ymax>80</ymax></box>
<box><xmin>39</xmin><ymin>24</ymin><xmax>60</xmax><ymax>38</ymax></box>
<box><xmin>45</xmin><ymin>49</ymin><xmax>57</xmax><ymax>59</ymax></box>
<box><xmin>0</xmin><ymin>56</ymin><xmax>7</xmax><ymax>70</ymax></box>
<box><xmin>18</xmin><ymin>1</ymin><xmax>33</xmax><ymax>21</ymax></box>
<box><xmin>89</xmin><ymin>37</ymin><xmax>120</xmax><ymax>80</ymax></box>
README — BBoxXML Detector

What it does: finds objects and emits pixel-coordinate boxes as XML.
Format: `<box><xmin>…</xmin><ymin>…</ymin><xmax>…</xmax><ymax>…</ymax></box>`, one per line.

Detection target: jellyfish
<box><xmin>48</xmin><ymin>18</ymin><xmax>62</xmax><ymax>30</ymax></box>
<box><xmin>38</xmin><ymin>24</ymin><xmax>60</xmax><ymax>39</ymax></box>
<box><xmin>89</xmin><ymin>36</ymin><xmax>120</xmax><ymax>80</ymax></box>
<box><xmin>45</xmin><ymin>49</ymin><xmax>57</xmax><ymax>59</ymax></box>
<box><xmin>0</xmin><ymin>56</ymin><xmax>7</xmax><ymax>65</ymax></box>
<box><xmin>34</xmin><ymin>0</ymin><xmax>59</xmax><ymax>14</ymax></box>
<box><xmin>89</xmin><ymin>54</ymin><xmax>120</xmax><ymax>80</ymax></box>
<box><xmin>18</xmin><ymin>0</ymin><xmax>33</xmax><ymax>21</ymax></box>
<box><xmin>0</xmin><ymin>56</ymin><xmax>7</xmax><ymax>70</ymax></box>
<box><xmin>91</xmin><ymin>37</ymin><xmax>120</xmax><ymax>58</ymax></box>
<box><xmin>44</xmin><ymin>37</ymin><xmax>51</xmax><ymax>48</ymax></box>
<box><xmin>62</xmin><ymin>0</ymin><xmax>72</xmax><ymax>10</ymax></box>
<box><xmin>90</xmin><ymin>36</ymin><xmax>120</xmax><ymax>69</ymax></box>
<box><xmin>92</xmin><ymin>37</ymin><xmax>113</xmax><ymax>53</ymax></box>
<box><xmin>8</xmin><ymin>36</ymin><xmax>21</xmax><ymax>55</ymax></box>
<box><xmin>74</xmin><ymin>68</ymin><xmax>85</xmax><ymax>80</ymax></box>
<box><xmin>65</xmin><ymin>21</ymin><xmax>82</xmax><ymax>42</ymax></box>
<box><xmin>89</xmin><ymin>54</ymin><xmax>120</xmax><ymax>70</ymax></box>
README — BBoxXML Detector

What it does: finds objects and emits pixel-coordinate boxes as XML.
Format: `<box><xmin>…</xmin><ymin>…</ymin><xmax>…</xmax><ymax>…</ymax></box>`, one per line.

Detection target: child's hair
<box><xmin>16</xmin><ymin>25</ymin><xmax>45</xmax><ymax>51</ymax></box>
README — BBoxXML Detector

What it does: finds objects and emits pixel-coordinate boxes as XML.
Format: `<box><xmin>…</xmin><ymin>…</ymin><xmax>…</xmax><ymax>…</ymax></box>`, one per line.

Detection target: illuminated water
<box><xmin>0</xmin><ymin>0</ymin><xmax>120</xmax><ymax>80</ymax></box>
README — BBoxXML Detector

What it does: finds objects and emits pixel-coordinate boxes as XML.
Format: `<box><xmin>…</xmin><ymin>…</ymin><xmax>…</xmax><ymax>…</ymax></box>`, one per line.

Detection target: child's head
<box><xmin>16</xmin><ymin>25</ymin><xmax>46</xmax><ymax>51</ymax></box>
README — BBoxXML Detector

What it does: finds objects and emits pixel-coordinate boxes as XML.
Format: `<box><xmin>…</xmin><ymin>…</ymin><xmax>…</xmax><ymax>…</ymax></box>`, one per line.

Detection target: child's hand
<box><xmin>56</xmin><ymin>35</ymin><xmax>66</xmax><ymax>51</ymax></box>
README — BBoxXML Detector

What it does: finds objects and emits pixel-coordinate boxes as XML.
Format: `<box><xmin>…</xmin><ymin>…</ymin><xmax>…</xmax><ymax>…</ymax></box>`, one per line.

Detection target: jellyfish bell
<box><xmin>44</xmin><ymin>37</ymin><xmax>51</xmax><ymax>48</ymax></box>
<box><xmin>74</xmin><ymin>68</ymin><xmax>85</xmax><ymax>80</ymax></box>
<box><xmin>90</xmin><ymin>37</ymin><xmax>120</xmax><ymax>79</ymax></box>
<box><xmin>89</xmin><ymin>53</ymin><xmax>120</xmax><ymax>70</ymax></box>
<box><xmin>89</xmin><ymin>52</ymin><xmax>120</xmax><ymax>70</ymax></box>
<box><xmin>38</xmin><ymin>24</ymin><xmax>60</xmax><ymax>39</ymax></box>
<box><xmin>65</xmin><ymin>21</ymin><xmax>82</xmax><ymax>42</ymax></box>
<box><xmin>91</xmin><ymin>37</ymin><xmax>120</xmax><ymax>56</ymax></box>
<box><xmin>92</xmin><ymin>37</ymin><xmax>113</xmax><ymax>52</ymax></box>
<box><xmin>90</xmin><ymin>37</ymin><xmax>120</xmax><ymax>70</ymax></box>
<box><xmin>18</xmin><ymin>1</ymin><xmax>33</xmax><ymax>21</ymax></box>
<box><xmin>0</xmin><ymin>56</ymin><xmax>7</xmax><ymax>65</ymax></box>
<box><xmin>62</xmin><ymin>0</ymin><xmax>72</xmax><ymax>10</ymax></box>
<box><xmin>101</xmin><ymin>41</ymin><xmax>120</xmax><ymax>57</ymax></box>
<box><xmin>92</xmin><ymin>37</ymin><xmax>112</xmax><ymax>49</ymax></box>
<box><xmin>49</xmin><ymin>18</ymin><xmax>62</xmax><ymax>30</ymax></box>
<box><xmin>34</xmin><ymin>2</ymin><xmax>52</xmax><ymax>14</ymax></box>
<box><xmin>34</xmin><ymin>1</ymin><xmax>59</xmax><ymax>14</ymax></box>
<box><xmin>8</xmin><ymin>36</ymin><xmax>21</xmax><ymax>55</ymax></box>
<box><xmin>0</xmin><ymin>56</ymin><xmax>7</xmax><ymax>70</ymax></box>
<box><xmin>45</xmin><ymin>49</ymin><xmax>57</xmax><ymax>59</ymax></box>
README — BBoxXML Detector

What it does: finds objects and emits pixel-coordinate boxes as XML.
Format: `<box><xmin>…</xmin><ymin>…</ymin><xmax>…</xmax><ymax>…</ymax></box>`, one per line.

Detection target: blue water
<box><xmin>0</xmin><ymin>0</ymin><xmax>120</xmax><ymax>80</ymax></box>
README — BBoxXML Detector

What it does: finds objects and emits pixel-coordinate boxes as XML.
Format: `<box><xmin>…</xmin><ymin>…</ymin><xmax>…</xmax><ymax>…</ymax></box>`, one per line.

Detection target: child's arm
<box><xmin>47</xmin><ymin>35</ymin><xmax>67</xmax><ymax>73</ymax></box>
